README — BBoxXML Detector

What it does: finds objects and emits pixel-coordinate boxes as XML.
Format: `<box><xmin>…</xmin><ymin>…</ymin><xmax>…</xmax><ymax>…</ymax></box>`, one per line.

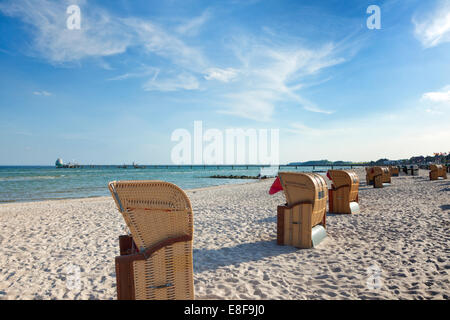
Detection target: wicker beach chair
<box><xmin>109</xmin><ymin>181</ymin><xmax>194</xmax><ymax>300</ymax></box>
<box><xmin>407</xmin><ymin>165</ymin><xmax>419</xmax><ymax>176</ymax></box>
<box><xmin>276</xmin><ymin>172</ymin><xmax>327</xmax><ymax>249</ymax></box>
<box><xmin>327</xmin><ymin>170</ymin><xmax>360</xmax><ymax>214</ymax></box>
<box><xmin>365</xmin><ymin>167</ymin><xmax>375</xmax><ymax>185</ymax></box>
<box><xmin>373</xmin><ymin>166</ymin><xmax>391</xmax><ymax>188</ymax></box>
<box><xmin>401</xmin><ymin>165</ymin><xmax>408</xmax><ymax>175</ymax></box>
<box><xmin>389</xmin><ymin>166</ymin><xmax>400</xmax><ymax>177</ymax></box>
<box><xmin>429</xmin><ymin>164</ymin><xmax>448</xmax><ymax>180</ymax></box>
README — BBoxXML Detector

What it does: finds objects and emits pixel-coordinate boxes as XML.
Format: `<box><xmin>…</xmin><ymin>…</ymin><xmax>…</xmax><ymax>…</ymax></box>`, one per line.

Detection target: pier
<box><xmin>55</xmin><ymin>164</ymin><xmax>367</xmax><ymax>170</ymax></box>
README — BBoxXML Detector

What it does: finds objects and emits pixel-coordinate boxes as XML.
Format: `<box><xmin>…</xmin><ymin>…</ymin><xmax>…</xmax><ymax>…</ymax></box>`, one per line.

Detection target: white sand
<box><xmin>0</xmin><ymin>169</ymin><xmax>448</xmax><ymax>300</ymax></box>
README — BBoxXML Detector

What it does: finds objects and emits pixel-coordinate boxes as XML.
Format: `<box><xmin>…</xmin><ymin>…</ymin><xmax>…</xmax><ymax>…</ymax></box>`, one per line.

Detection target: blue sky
<box><xmin>0</xmin><ymin>0</ymin><xmax>449</xmax><ymax>165</ymax></box>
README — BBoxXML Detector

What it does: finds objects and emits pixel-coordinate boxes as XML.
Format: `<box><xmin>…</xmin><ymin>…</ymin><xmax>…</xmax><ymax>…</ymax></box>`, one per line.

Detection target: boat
<box><xmin>133</xmin><ymin>161</ymin><xmax>145</xmax><ymax>169</ymax></box>
<box><xmin>55</xmin><ymin>158</ymin><xmax>80</xmax><ymax>168</ymax></box>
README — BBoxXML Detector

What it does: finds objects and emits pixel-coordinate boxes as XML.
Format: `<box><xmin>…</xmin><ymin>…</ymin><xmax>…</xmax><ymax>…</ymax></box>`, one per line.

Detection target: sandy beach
<box><xmin>0</xmin><ymin>168</ymin><xmax>448</xmax><ymax>300</ymax></box>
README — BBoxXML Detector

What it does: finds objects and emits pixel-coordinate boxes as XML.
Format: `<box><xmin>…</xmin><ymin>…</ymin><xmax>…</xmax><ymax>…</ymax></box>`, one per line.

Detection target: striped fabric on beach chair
<box><xmin>109</xmin><ymin>180</ymin><xmax>194</xmax><ymax>300</ymax></box>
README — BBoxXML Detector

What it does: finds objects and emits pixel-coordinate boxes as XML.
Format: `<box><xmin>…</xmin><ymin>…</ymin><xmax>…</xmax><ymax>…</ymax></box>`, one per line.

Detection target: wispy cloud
<box><xmin>302</xmin><ymin>105</ymin><xmax>334</xmax><ymax>115</ymax></box>
<box><xmin>0</xmin><ymin>47</ymin><xmax>12</xmax><ymax>55</ymax></box>
<box><xmin>0</xmin><ymin>0</ymin><xmax>357</xmax><ymax>121</ymax></box>
<box><xmin>204</xmin><ymin>68</ymin><xmax>239</xmax><ymax>82</ymax></box>
<box><xmin>421</xmin><ymin>85</ymin><xmax>450</xmax><ymax>114</ymax></box>
<box><xmin>123</xmin><ymin>18</ymin><xmax>207</xmax><ymax>72</ymax></box>
<box><xmin>0</xmin><ymin>0</ymin><xmax>209</xmax><ymax>98</ymax></box>
<box><xmin>108</xmin><ymin>66</ymin><xmax>158</xmax><ymax>81</ymax></box>
<box><xmin>0</xmin><ymin>0</ymin><xmax>206</xmax><ymax>70</ymax></box>
<box><xmin>33</xmin><ymin>90</ymin><xmax>52</xmax><ymax>96</ymax></box>
<box><xmin>413</xmin><ymin>1</ymin><xmax>450</xmax><ymax>48</ymax></box>
<box><xmin>214</xmin><ymin>36</ymin><xmax>349</xmax><ymax>120</ymax></box>
<box><xmin>143</xmin><ymin>72</ymin><xmax>200</xmax><ymax>92</ymax></box>
<box><xmin>218</xmin><ymin>90</ymin><xmax>278</xmax><ymax>121</ymax></box>
<box><xmin>422</xmin><ymin>85</ymin><xmax>450</xmax><ymax>103</ymax></box>
<box><xmin>287</xmin><ymin>122</ymin><xmax>350</xmax><ymax>136</ymax></box>
<box><xmin>175</xmin><ymin>9</ymin><xmax>212</xmax><ymax>36</ymax></box>
<box><xmin>0</xmin><ymin>0</ymin><xmax>133</xmax><ymax>62</ymax></box>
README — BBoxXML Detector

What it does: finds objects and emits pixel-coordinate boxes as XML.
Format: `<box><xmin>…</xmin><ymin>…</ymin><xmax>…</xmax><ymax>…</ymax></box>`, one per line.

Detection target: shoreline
<box><xmin>0</xmin><ymin>165</ymin><xmax>366</xmax><ymax>204</ymax></box>
<box><xmin>0</xmin><ymin>179</ymin><xmax>263</xmax><ymax>205</ymax></box>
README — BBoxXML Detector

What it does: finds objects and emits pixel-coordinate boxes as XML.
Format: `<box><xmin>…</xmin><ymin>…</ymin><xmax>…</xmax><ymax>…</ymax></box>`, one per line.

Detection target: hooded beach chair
<box><xmin>406</xmin><ymin>165</ymin><xmax>419</xmax><ymax>175</ymax></box>
<box><xmin>276</xmin><ymin>172</ymin><xmax>327</xmax><ymax>249</ymax></box>
<box><xmin>401</xmin><ymin>165</ymin><xmax>408</xmax><ymax>175</ymax></box>
<box><xmin>389</xmin><ymin>166</ymin><xmax>400</xmax><ymax>177</ymax></box>
<box><xmin>327</xmin><ymin>170</ymin><xmax>360</xmax><ymax>214</ymax></box>
<box><xmin>365</xmin><ymin>167</ymin><xmax>375</xmax><ymax>185</ymax></box>
<box><xmin>373</xmin><ymin>166</ymin><xmax>391</xmax><ymax>188</ymax></box>
<box><xmin>429</xmin><ymin>164</ymin><xmax>447</xmax><ymax>180</ymax></box>
<box><xmin>109</xmin><ymin>181</ymin><xmax>194</xmax><ymax>300</ymax></box>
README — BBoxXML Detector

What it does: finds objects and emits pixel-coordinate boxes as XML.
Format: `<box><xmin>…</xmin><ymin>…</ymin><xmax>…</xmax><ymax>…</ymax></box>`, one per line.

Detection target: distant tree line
<box><xmin>363</xmin><ymin>152</ymin><xmax>450</xmax><ymax>166</ymax></box>
<box><xmin>289</xmin><ymin>152</ymin><xmax>449</xmax><ymax>167</ymax></box>
<box><xmin>288</xmin><ymin>160</ymin><xmax>355</xmax><ymax>166</ymax></box>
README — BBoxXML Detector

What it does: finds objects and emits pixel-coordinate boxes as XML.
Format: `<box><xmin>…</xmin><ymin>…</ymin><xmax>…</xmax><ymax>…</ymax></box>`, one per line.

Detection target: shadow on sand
<box><xmin>255</xmin><ymin>216</ymin><xmax>277</xmax><ymax>224</ymax></box>
<box><xmin>193</xmin><ymin>240</ymin><xmax>297</xmax><ymax>272</ymax></box>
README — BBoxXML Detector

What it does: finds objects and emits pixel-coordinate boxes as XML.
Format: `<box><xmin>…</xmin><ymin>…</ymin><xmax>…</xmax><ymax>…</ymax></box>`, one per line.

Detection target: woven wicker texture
<box><xmin>373</xmin><ymin>167</ymin><xmax>391</xmax><ymax>182</ymax></box>
<box><xmin>372</xmin><ymin>166</ymin><xmax>391</xmax><ymax>188</ymax></box>
<box><xmin>133</xmin><ymin>241</ymin><xmax>193</xmax><ymax>300</ymax></box>
<box><xmin>278</xmin><ymin>172</ymin><xmax>327</xmax><ymax>225</ymax></box>
<box><xmin>389</xmin><ymin>166</ymin><xmax>400</xmax><ymax>176</ymax></box>
<box><xmin>327</xmin><ymin>170</ymin><xmax>360</xmax><ymax>214</ymax></box>
<box><xmin>430</xmin><ymin>165</ymin><xmax>448</xmax><ymax>180</ymax></box>
<box><xmin>109</xmin><ymin>180</ymin><xmax>194</xmax><ymax>300</ymax></box>
<box><xmin>327</xmin><ymin>170</ymin><xmax>359</xmax><ymax>202</ymax></box>
<box><xmin>365</xmin><ymin>167</ymin><xmax>375</xmax><ymax>185</ymax></box>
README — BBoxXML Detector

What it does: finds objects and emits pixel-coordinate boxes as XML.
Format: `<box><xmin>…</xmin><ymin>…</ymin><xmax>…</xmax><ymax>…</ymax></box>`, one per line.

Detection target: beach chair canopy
<box><xmin>327</xmin><ymin>170</ymin><xmax>359</xmax><ymax>188</ymax></box>
<box><xmin>109</xmin><ymin>180</ymin><xmax>193</xmax><ymax>249</ymax></box>
<box><xmin>109</xmin><ymin>180</ymin><xmax>194</xmax><ymax>300</ymax></box>
<box><xmin>278</xmin><ymin>172</ymin><xmax>327</xmax><ymax>207</ymax></box>
<box><xmin>327</xmin><ymin>169</ymin><xmax>359</xmax><ymax>203</ymax></box>
<box><xmin>373</xmin><ymin>166</ymin><xmax>390</xmax><ymax>177</ymax></box>
<box><xmin>430</xmin><ymin>164</ymin><xmax>444</xmax><ymax>172</ymax></box>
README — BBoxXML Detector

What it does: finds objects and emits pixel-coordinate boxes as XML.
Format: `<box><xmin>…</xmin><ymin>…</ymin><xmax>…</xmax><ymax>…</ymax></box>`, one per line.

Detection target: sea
<box><xmin>0</xmin><ymin>165</ymin><xmax>353</xmax><ymax>203</ymax></box>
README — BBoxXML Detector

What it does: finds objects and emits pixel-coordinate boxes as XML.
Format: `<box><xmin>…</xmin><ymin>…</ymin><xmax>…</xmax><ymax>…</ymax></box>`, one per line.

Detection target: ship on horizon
<box><xmin>55</xmin><ymin>158</ymin><xmax>80</xmax><ymax>168</ymax></box>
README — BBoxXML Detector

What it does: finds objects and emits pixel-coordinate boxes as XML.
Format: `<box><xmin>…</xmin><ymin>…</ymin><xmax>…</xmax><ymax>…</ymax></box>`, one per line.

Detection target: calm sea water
<box><xmin>0</xmin><ymin>165</ymin><xmax>346</xmax><ymax>202</ymax></box>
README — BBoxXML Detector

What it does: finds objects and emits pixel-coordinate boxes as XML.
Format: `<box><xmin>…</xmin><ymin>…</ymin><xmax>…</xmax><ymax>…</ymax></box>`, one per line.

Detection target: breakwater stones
<box><xmin>209</xmin><ymin>175</ymin><xmax>270</xmax><ymax>179</ymax></box>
